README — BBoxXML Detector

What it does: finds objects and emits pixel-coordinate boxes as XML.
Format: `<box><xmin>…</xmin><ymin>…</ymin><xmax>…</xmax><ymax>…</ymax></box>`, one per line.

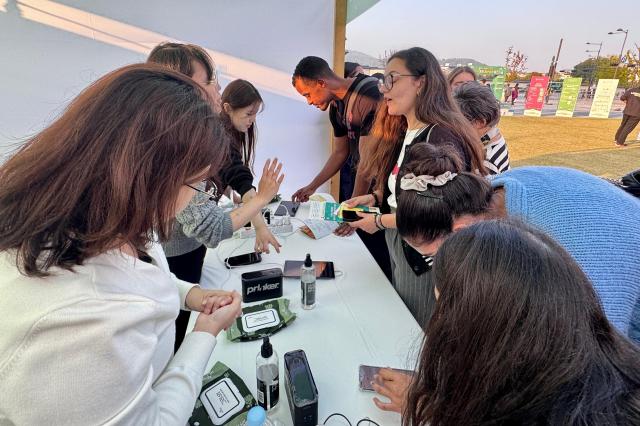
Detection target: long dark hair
<box><xmin>396</xmin><ymin>143</ymin><xmax>492</xmax><ymax>245</ymax></box>
<box><xmin>362</xmin><ymin>47</ymin><xmax>486</xmax><ymax>189</ymax></box>
<box><xmin>404</xmin><ymin>219</ymin><xmax>640</xmax><ymax>425</ymax></box>
<box><xmin>220</xmin><ymin>79</ymin><xmax>263</xmax><ymax>170</ymax></box>
<box><xmin>0</xmin><ymin>64</ymin><xmax>228</xmax><ymax>277</ymax></box>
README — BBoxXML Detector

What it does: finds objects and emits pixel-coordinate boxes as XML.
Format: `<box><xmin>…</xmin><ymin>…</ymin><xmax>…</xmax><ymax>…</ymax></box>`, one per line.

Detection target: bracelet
<box><xmin>370</xmin><ymin>191</ymin><xmax>380</xmax><ymax>207</ymax></box>
<box><xmin>374</xmin><ymin>213</ymin><xmax>386</xmax><ymax>231</ymax></box>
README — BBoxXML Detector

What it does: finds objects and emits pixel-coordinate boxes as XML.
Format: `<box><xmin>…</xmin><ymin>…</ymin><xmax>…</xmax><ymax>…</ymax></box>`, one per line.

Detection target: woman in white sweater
<box><xmin>0</xmin><ymin>64</ymin><xmax>258</xmax><ymax>425</ymax></box>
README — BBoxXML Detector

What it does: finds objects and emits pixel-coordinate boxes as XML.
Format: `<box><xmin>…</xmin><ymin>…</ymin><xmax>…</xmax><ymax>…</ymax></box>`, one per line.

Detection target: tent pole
<box><xmin>331</xmin><ymin>0</ymin><xmax>347</xmax><ymax>201</ymax></box>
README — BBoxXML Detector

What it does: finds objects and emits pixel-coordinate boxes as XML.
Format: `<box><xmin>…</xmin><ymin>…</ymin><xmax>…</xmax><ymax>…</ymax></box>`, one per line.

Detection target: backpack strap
<box><xmin>345</xmin><ymin>76</ymin><xmax>378</xmax><ymax>132</ymax></box>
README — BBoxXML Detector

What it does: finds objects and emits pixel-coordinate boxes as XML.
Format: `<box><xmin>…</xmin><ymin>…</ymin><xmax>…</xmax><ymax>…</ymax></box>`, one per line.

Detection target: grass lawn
<box><xmin>499</xmin><ymin>116</ymin><xmax>640</xmax><ymax>178</ymax></box>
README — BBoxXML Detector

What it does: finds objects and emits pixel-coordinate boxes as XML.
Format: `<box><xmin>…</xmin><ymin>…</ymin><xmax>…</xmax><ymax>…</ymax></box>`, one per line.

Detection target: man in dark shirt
<box><xmin>291</xmin><ymin>56</ymin><xmax>381</xmax><ymax>202</ymax></box>
<box><xmin>291</xmin><ymin>56</ymin><xmax>391</xmax><ymax>280</ymax></box>
<box><xmin>615</xmin><ymin>86</ymin><xmax>640</xmax><ymax>147</ymax></box>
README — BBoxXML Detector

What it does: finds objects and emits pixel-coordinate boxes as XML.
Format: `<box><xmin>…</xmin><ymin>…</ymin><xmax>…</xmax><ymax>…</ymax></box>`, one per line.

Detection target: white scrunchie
<box><xmin>399</xmin><ymin>171</ymin><xmax>457</xmax><ymax>191</ymax></box>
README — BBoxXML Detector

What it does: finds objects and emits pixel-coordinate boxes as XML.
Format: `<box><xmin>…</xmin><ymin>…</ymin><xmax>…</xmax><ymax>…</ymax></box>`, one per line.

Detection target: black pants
<box><xmin>166</xmin><ymin>244</ymin><xmax>207</xmax><ymax>353</ymax></box>
<box><xmin>339</xmin><ymin>163</ymin><xmax>392</xmax><ymax>282</ymax></box>
<box><xmin>615</xmin><ymin>114</ymin><xmax>640</xmax><ymax>145</ymax></box>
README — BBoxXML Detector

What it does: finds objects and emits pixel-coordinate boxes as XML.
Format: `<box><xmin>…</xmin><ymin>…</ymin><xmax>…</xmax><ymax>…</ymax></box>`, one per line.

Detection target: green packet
<box><xmin>226</xmin><ymin>298</ymin><xmax>296</xmax><ymax>342</ymax></box>
<box><xmin>189</xmin><ymin>362</ymin><xmax>256</xmax><ymax>426</ymax></box>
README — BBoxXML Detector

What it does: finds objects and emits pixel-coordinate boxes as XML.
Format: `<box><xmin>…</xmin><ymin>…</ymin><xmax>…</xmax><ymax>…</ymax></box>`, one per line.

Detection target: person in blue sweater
<box><xmin>394</xmin><ymin>143</ymin><xmax>640</xmax><ymax>342</ymax></box>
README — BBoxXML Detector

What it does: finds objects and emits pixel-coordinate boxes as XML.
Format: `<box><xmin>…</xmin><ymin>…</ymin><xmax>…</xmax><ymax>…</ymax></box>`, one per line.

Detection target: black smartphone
<box><xmin>283</xmin><ymin>260</ymin><xmax>335</xmax><ymax>279</ymax></box>
<box><xmin>341</xmin><ymin>209</ymin><xmax>377</xmax><ymax>222</ymax></box>
<box><xmin>274</xmin><ymin>201</ymin><xmax>300</xmax><ymax>216</ymax></box>
<box><xmin>225</xmin><ymin>252</ymin><xmax>262</xmax><ymax>268</ymax></box>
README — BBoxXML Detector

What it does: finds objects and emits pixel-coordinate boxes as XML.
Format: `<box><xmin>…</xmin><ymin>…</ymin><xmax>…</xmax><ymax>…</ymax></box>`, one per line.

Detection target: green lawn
<box><xmin>500</xmin><ymin>116</ymin><xmax>640</xmax><ymax>178</ymax></box>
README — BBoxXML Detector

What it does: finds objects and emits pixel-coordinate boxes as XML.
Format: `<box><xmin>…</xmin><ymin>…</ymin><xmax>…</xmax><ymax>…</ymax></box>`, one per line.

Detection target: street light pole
<box><xmin>608</xmin><ymin>28</ymin><xmax>629</xmax><ymax>79</ymax></box>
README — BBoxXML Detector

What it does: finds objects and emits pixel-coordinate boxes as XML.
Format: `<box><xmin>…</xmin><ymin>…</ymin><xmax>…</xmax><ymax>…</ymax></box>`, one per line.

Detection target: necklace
<box><xmin>407</xmin><ymin>124</ymin><xmax>426</xmax><ymax>131</ymax></box>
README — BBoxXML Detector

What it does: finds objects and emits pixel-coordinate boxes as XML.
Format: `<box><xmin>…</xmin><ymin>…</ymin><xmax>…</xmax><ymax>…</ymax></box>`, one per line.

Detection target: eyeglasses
<box><xmin>378</xmin><ymin>73</ymin><xmax>420</xmax><ymax>91</ymax></box>
<box><xmin>186</xmin><ymin>178</ymin><xmax>218</xmax><ymax>206</ymax></box>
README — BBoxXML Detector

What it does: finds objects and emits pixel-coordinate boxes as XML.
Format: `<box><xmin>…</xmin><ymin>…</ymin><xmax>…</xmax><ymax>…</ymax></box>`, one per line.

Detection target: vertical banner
<box><xmin>555</xmin><ymin>77</ymin><xmax>582</xmax><ymax>117</ymax></box>
<box><xmin>491</xmin><ymin>67</ymin><xmax>507</xmax><ymax>101</ymax></box>
<box><xmin>588</xmin><ymin>79</ymin><xmax>619</xmax><ymax>118</ymax></box>
<box><xmin>524</xmin><ymin>76</ymin><xmax>550</xmax><ymax>116</ymax></box>
<box><xmin>473</xmin><ymin>65</ymin><xmax>506</xmax><ymax>100</ymax></box>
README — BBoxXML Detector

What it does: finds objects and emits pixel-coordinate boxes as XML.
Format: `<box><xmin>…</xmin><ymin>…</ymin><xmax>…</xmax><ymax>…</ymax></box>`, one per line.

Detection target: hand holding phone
<box><xmin>358</xmin><ymin>364</ymin><xmax>413</xmax><ymax>392</ymax></box>
<box><xmin>360</xmin><ymin>365</ymin><xmax>413</xmax><ymax>414</ymax></box>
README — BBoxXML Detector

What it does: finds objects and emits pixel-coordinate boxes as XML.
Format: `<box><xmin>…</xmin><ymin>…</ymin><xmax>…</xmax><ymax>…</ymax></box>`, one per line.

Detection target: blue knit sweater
<box><xmin>491</xmin><ymin>167</ymin><xmax>640</xmax><ymax>342</ymax></box>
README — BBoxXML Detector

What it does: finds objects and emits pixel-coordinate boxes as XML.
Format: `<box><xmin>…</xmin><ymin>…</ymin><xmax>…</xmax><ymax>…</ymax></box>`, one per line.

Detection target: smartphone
<box><xmin>340</xmin><ymin>208</ymin><xmax>378</xmax><ymax>222</ymax></box>
<box><xmin>358</xmin><ymin>365</ymin><xmax>414</xmax><ymax>392</ymax></box>
<box><xmin>341</xmin><ymin>209</ymin><xmax>365</xmax><ymax>222</ymax></box>
<box><xmin>274</xmin><ymin>201</ymin><xmax>300</xmax><ymax>217</ymax></box>
<box><xmin>225</xmin><ymin>252</ymin><xmax>262</xmax><ymax>268</ymax></box>
<box><xmin>283</xmin><ymin>260</ymin><xmax>335</xmax><ymax>279</ymax></box>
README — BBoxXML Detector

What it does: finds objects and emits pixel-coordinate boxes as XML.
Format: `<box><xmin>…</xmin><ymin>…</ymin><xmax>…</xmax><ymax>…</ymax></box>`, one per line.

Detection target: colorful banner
<box><xmin>491</xmin><ymin>67</ymin><xmax>506</xmax><ymax>101</ymax></box>
<box><xmin>524</xmin><ymin>76</ymin><xmax>550</xmax><ymax>117</ymax></box>
<box><xmin>588</xmin><ymin>79</ymin><xmax>619</xmax><ymax>118</ymax></box>
<box><xmin>555</xmin><ymin>77</ymin><xmax>582</xmax><ymax>117</ymax></box>
<box><xmin>472</xmin><ymin>65</ymin><xmax>506</xmax><ymax>101</ymax></box>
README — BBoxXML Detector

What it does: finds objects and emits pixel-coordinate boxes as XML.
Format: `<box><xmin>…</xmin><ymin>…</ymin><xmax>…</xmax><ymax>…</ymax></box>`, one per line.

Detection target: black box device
<box><xmin>284</xmin><ymin>350</ymin><xmax>318</xmax><ymax>426</ymax></box>
<box><xmin>240</xmin><ymin>268</ymin><xmax>283</xmax><ymax>303</ymax></box>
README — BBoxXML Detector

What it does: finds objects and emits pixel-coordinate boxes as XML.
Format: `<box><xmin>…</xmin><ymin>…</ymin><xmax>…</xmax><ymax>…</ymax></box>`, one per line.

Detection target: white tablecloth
<box><xmin>191</xmin><ymin>198</ymin><xmax>423</xmax><ymax>425</ymax></box>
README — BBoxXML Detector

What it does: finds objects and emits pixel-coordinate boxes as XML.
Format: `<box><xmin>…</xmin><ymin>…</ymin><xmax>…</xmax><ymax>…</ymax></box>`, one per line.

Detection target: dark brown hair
<box><xmin>361</xmin><ymin>47</ymin><xmax>486</xmax><ymax>189</ymax></box>
<box><xmin>0</xmin><ymin>64</ymin><xmax>228</xmax><ymax>277</ymax></box>
<box><xmin>446</xmin><ymin>65</ymin><xmax>477</xmax><ymax>86</ymax></box>
<box><xmin>221</xmin><ymin>79</ymin><xmax>264</xmax><ymax>170</ymax></box>
<box><xmin>404</xmin><ymin>219</ymin><xmax>640</xmax><ymax>425</ymax></box>
<box><xmin>147</xmin><ymin>42</ymin><xmax>215</xmax><ymax>82</ymax></box>
<box><xmin>396</xmin><ymin>143</ymin><xmax>492</xmax><ymax>245</ymax></box>
<box><xmin>453</xmin><ymin>81</ymin><xmax>501</xmax><ymax>128</ymax></box>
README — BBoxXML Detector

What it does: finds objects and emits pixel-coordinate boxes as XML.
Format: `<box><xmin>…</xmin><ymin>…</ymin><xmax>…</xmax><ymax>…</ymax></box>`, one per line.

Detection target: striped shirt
<box><xmin>483</xmin><ymin>127</ymin><xmax>510</xmax><ymax>175</ymax></box>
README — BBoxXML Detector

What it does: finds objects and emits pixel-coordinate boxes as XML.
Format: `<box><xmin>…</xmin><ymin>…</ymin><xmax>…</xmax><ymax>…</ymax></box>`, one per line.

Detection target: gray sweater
<box><xmin>162</xmin><ymin>190</ymin><xmax>234</xmax><ymax>258</ymax></box>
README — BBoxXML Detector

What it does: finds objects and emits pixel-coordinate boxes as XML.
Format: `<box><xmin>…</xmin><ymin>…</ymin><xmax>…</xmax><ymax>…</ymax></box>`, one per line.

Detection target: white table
<box><xmin>190</xmin><ymin>199</ymin><xmax>423</xmax><ymax>426</ymax></box>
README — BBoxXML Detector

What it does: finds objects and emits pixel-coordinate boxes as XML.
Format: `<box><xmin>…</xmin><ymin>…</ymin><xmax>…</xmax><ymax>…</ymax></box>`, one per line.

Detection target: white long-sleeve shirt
<box><xmin>0</xmin><ymin>243</ymin><xmax>216</xmax><ymax>425</ymax></box>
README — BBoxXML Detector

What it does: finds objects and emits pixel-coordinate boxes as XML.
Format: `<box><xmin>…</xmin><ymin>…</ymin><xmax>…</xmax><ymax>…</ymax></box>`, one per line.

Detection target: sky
<box><xmin>346</xmin><ymin>0</ymin><xmax>639</xmax><ymax>72</ymax></box>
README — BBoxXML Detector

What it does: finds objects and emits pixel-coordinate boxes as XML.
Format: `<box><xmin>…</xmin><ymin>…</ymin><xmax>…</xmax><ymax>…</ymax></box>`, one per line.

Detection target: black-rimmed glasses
<box><xmin>377</xmin><ymin>73</ymin><xmax>420</xmax><ymax>91</ymax></box>
<box><xmin>186</xmin><ymin>179</ymin><xmax>218</xmax><ymax>206</ymax></box>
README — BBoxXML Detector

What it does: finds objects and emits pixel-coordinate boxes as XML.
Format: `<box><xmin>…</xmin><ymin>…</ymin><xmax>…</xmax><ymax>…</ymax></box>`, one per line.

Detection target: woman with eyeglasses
<box><xmin>148</xmin><ymin>43</ymin><xmax>284</xmax><ymax>351</ymax></box>
<box><xmin>346</xmin><ymin>47</ymin><xmax>485</xmax><ymax>328</ymax></box>
<box><xmin>0</xmin><ymin>64</ymin><xmax>243</xmax><ymax>425</ymax></box>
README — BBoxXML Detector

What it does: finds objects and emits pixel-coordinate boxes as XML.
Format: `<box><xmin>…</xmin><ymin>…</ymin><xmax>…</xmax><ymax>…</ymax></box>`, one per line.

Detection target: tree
<box><xmin>623</xmin><ymin>45</ymin><xmax>640</xmax><ymax>86</ymax></box>
<box><xmin>505</xmin><ymin>46</ymin><xmax>528</xmax><ymax>82</ymax></box>
<box><xmin>571</xmin><ymin>55</ymin><xmax>634</xmax><ymax>88</ymax></box>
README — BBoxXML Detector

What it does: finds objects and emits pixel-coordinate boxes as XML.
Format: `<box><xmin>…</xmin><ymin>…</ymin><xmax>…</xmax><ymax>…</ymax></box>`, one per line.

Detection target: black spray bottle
<box><xmin>257</xmin><ymin>336</ymin><xmax>279</xmax><ymax>411</ymax></box>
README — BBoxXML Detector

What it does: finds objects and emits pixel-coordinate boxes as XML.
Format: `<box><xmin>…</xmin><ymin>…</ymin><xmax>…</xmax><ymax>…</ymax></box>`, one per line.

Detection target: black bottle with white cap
<box><xmin>256</xmin><ymin>336</ymin><xmax>279</xmax><ymax>411</ymax></box>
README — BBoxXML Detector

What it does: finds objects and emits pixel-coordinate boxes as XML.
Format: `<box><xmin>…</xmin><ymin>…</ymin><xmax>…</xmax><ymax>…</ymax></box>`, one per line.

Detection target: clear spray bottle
<box><xmin>301</xmin><ymin>253</ymin><xmax>316</xmax><ymax>309</ymax></box>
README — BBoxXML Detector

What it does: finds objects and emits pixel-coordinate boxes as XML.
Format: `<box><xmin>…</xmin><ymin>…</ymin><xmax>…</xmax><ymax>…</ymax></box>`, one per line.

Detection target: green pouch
<box><xmin>226</xmin><ymin>298</ymin><xmax>296</xmax><ymax>342</ymax></box>
<box><xmin>189</xmin><ymin>362</ymin><xmax>256</xmax><ymax>426</ymax></box>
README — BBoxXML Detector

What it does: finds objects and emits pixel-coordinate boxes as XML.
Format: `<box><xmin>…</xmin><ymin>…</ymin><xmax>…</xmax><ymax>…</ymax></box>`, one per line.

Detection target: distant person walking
<box><xmin>615</xmin><ymin>85</ymin><xmax>640</xmax><ymax>147</ymax></box>
<box><xmin>511</xmin><ymin>84</ymin><xmax>519</xmax><ymax>105</ymax></box>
